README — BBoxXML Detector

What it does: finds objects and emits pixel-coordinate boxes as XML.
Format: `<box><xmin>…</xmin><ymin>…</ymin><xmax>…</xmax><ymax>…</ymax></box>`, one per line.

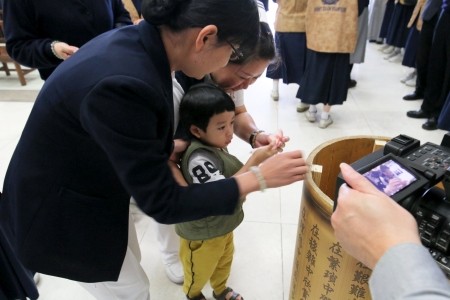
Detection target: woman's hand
<box><xmin>169</xmin><ymin>139</ymin><xmax>189</xmax><ymax>164</ymax></box>
<box><xmin>52</xmin><ymin>42</ymin><xmax>79</xmax><ymax>60</ymax></box>
<box><xmin>255</xmin><ymin>129</ymin><xmax>290</xmax><ymax>152</ymax></box>
<box><xmin>258</xmin><ymin>149</ymin><xmax>309</xmax><ymax>187</ymax></box>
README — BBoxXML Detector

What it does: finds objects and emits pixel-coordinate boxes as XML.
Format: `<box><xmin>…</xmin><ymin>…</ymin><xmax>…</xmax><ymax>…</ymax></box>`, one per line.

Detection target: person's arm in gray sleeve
<box><xmin>370</xmin><ymin>243</ymin><xmax>450</xmax><ymax>299</ymax></box>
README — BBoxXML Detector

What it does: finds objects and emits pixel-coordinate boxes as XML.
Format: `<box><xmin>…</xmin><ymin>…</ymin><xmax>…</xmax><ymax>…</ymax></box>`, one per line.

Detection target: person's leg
<box><xmin>305</xmin><ymin>105</ymin><xmax>317</xmax><ymax>122</ymax></box>
<box><xmin>348</xmin><ymin>64</ymin><xmax>357</xmax><ymax>88</ymax></box>
<box><xmin>400</xmin><ymin>27</ymin><xmax>417</xmax><ymax>87</ymax></box>
<box><xmin>210</xmin><ymin>232</ymin><xmax>235</xmax><ymax>297</ymax></box>
<box><xmin>271</xmin><ymin>79</ymin><xmax>279</xmax><ymax>101</ymax></box>
<box><xmin>319</xmin><ymin>104</ymin><xmax>333</xmax><ymax>129</ymax></box>
<box><xmin>180</xmin><ymin>237</ymin><xmax>225</xmax><ymax>299</ymax></box>
<box><xmin>414</xmin><ymin>16</ymin><xmax>438</xmax><ymax>96</ymax></box>
<box><xmin>131</xmin><ymin>198</ymin><xmax>183</xmax><ymax>284</ymax></box>
<box><xmin>266</xmin><ymin>32</ymin><xmax>282</xmax><ymax>101</ymax></box>
<box><xmin>156</xmin><ymin>222</ymin><xmax>184</xmax><ymax>284</ymax></box>
<box><xmin>421</xmin><ymin>12</ymin><xmax>450</xmax><ymax>122</ymax></box>
<box><xmin>79</xmin><ymin>213</ymin><xmax>150</xmax><ymax>300</ymax></box>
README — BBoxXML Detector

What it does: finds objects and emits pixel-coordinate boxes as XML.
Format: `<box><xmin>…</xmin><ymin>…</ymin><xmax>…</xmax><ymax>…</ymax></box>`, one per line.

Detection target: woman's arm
<box><xmin>232</xmin><ymin>90</ymin><xmax>289</xmax><ymax>149</ymax></box>
<box><xmin>3</xmin><ymin>0</ymin><xmax>61</xmax><ymax>68</ymax></box>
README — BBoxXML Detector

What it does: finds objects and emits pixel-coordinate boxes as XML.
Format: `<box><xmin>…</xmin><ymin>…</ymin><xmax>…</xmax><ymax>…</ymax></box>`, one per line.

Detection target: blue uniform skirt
<box><xmin>266</xmin><ymin>32</ymin><xmax>307</xmax><ymax>85</ymax></box>
<box><xmin>402</xmin><ymin>26</ymin><xmax>420</xmax><ymax>68</ymax></box>
<box><xmin>386</xmin><ymin>3</ymin><xmax>415</xmax><ymax>47</ymax></box>
<box><xmin>297</xmin><ymin>49</ymin><xmax>350</xmax><ymax>105</ymax></box>
<box><xmin>379</xmin><ymin>0</ymin><xmax>396</xmax><ymax>39</ymax></box>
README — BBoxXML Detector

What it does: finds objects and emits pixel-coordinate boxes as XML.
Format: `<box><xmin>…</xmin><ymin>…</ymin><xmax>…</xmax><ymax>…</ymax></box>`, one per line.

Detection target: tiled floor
<box><xmin>0</xmin><ymin>18</ymin><xmax>448</xmax><ymax>300</ymax></box>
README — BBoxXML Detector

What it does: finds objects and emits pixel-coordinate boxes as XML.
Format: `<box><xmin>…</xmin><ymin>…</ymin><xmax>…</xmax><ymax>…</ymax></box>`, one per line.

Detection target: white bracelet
<box><xmin>50</xmin><ymin>40</ymin><xmax>63</xmax><ymax>60</ymax></box>
<box><xmin>250</xmin><ymin>166</ymin><xmax>266</xmax><ymax>192</ymax></box>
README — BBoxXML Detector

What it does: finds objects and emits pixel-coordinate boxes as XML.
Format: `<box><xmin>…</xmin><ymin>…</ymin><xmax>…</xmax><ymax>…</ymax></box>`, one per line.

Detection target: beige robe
<box><xmin>305</xmin><ymin>0</ymin><xmax>358</xmax><ymax>53</ymax></box>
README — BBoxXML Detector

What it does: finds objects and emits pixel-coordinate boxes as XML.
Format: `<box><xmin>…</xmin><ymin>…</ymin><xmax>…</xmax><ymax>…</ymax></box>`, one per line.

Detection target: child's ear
<box><xmin>190</xmin><ymin>125</ymin><xmax>202</xmax><ymax>138</ymax></box>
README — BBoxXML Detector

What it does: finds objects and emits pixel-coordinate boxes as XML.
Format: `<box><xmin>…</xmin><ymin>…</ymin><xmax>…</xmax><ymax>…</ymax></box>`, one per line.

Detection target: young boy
<box><xmin>176</xmin><ymin>83</ymin><xmax>277</xmax><ymax>300</ymax></box>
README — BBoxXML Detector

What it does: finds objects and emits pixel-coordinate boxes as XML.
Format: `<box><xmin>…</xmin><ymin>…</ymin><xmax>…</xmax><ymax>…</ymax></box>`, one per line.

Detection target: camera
<box><xmin>335</xmin><ymin>133</ymin><xmax>450</xmax><ymax>277</ymax></box>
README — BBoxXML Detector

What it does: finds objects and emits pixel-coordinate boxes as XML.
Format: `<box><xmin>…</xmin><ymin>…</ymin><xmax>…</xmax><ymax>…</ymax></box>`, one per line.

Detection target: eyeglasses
<box><xmin>227</xmin><ymin>41</ymin><xmax>243</xmax><ymax>62</ymax></box>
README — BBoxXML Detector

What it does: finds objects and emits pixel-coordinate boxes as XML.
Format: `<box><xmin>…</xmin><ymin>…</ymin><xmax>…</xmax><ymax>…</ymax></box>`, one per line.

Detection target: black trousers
<box><xmin>414</xmin><ymin>14</ymin><xmax>438</xmax><ymax>95</ymax></box>
<box><xmin>421</xmin><ymin>11</ymin><xmax>450</xmax><ymax>117</ymax></box>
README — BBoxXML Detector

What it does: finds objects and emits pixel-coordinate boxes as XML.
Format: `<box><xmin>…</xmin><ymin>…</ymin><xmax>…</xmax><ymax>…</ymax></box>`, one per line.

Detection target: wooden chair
<box><xmin>0</xmin><ymin>15</ymin><xmax>36</xmax><ymax>86</ymax></box>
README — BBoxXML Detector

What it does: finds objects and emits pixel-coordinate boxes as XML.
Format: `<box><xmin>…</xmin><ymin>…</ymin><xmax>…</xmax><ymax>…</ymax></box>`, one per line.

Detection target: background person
<box><xmin>406</xmin><ymin>0</ymin><xmax>450</xmax><ymax>131</ymax></box>
<box><xmin>402</xmin><ymin>0</ymin><xmax>442</xmax><ymax>101</ymax></box>
<box><xmin>2</xmin><ymin>0</ymin><xmax>132</xmax><ymax>80</ymax></box>
<box><xmin>297</xmin><ymin>0</ymin><xmax>358</xmax><ymax>129</ymax></box>
<box><xmin>332</xmin><ymin>163</ymin><xmax>450</xmax><ymax>299</ymax></box>
<box><xmin>265</xmin><ymin>0</ymin><xmax>308</xmax><ymax>108</ymax></box>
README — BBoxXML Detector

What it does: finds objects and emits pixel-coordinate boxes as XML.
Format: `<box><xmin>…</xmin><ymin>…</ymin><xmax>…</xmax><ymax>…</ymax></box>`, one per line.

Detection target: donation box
<box><xmin>289</xmin><ymin>136</ymin><xmax>389</xmax><ymax>300</ymax></box>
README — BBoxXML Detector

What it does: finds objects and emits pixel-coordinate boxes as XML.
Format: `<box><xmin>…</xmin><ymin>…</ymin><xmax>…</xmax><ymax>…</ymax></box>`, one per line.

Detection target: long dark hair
<box><xmin>230</xmin><ymin>22</ymin><xmax>277</xmax><ymax>65</ymax></box>
<box><xmin>141</xmin><ymin>0</ymin><xmax>260</xmax><ymax>55</ymax></box>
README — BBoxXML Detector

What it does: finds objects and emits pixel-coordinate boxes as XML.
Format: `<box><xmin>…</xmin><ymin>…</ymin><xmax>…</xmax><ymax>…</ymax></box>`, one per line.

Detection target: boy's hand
<box><xmin>250</xmin><ymin>144</ymin><xmax>278</xmax><ymax>165</ymax></box>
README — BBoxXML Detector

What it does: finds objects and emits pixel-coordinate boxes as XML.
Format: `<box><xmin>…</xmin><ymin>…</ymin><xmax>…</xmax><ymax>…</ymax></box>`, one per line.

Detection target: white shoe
<box><xmin>378</xmin><ymin>44</ymin><xmax>390</xmax><ymax>52</ymax></box>
<box><xmin>164</xmin><ymin>261</ymin><xmax>184</xmax><ymax>284</ymax></box>
<box><xmin>384</xmin><ymin>50</ymin><xmax>400</xmax><ymax>60</ymax></box>
<box><xmin>400</xmin><ymin>70</ymin><xmax>416</xmax><ymax>83</ymax></box>
<box><xmin>305</xmin><ymin>110</ymin><xmax>316</xmax><ymax>122</ymax></box>
<box><xmin>34</xmin><ymin>273</ymin><xmax>40</xmax><ymax>285</ymax></box>
<box><xmin>381</xmin><ymin>45</ymin><xmax>395</xmax><ymax>54</ymax></box>
<box><xmin>388</xmin><ymin>53</ymin><xmax>403</xmax><ymax>63</ymax></box>
<box><xmin>319</xmin><ymin>116</ymin><xmax>333</xmax><ymax>129</ymax></box>
<box><xmin>296</xmin><ymin>102</ymin><xmax>309</xmax><ymax>112</ymax></box>
<box><xmin>270</xmin><ymin>89</ymin><xmax>279</xmax><ymax>101</ymax></box>
<box><xmin>405</xmin><ymin>76</ymin><xmax>417</xmax><ymax>87</ymax></box>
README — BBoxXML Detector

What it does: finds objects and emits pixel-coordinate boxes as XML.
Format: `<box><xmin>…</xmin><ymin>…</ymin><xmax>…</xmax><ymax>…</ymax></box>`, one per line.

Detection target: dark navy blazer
<box><xmin>422</xmin><ymin>0</ymin><xmax>443</xmax><ymax>20</ymax></box>
<box><xmin>3</xmin><ymin>0</ymin><xmax>132</xmax><ymax>79</ymax></box>
<box><xmin>0</xmin><ymin>22</ymin><xmax>239</xmax><ymax>282</ymax></box>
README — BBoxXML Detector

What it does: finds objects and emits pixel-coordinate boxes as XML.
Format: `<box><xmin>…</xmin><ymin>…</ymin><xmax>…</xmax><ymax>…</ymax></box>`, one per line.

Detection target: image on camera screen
<box><xmin>362</xmin><ymin>159</ymin><xmax>417</xmax><ymax>196</ymax></box>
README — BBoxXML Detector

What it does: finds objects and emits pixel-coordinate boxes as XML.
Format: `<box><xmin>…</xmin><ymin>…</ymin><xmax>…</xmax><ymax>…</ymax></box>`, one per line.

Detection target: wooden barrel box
<box><xmin>289</xmin><ymin>136</ymin><xmax>390</xmax><ymax>300</ymax></box>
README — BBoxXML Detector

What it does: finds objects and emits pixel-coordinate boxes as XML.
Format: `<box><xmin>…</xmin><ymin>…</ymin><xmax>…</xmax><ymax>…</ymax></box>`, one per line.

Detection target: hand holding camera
<box><xmin>331</xmin><ymin>163</ymin><xmax>421</xmax><ymax>269</ymax></box>
<box><xmin>334</xmin><ymin>133</ymin><xmax>450</xmax><ymax>275</ymax></box>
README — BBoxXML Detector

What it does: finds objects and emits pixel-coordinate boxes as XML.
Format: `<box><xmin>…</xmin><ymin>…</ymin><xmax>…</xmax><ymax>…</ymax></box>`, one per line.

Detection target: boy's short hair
<box><xmin>179</xmin><ymin>83</ymin><xmax>235</xmax><ymax>135</ymax></box>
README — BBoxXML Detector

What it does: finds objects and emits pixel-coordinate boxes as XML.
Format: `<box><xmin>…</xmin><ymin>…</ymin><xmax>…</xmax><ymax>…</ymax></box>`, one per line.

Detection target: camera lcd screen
<box><xmin>362</xmin><ymin>159</ymin><xmax>418</xmax><ymax>196</ymax></box>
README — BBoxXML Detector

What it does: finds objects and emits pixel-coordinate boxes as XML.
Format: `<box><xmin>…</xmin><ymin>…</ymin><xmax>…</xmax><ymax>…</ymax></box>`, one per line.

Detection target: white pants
<box><xmin>79</xmin><ymin>214</ymin><xmax>150</xmax><ymax>300</ymax></box>
<box><xmin>130</xmin><ymin>198</ymin><xmax>180</xmax><ymax>265</ymax></box>
<box><xmin>156</xmin><ymin>222</ymin><xmax>180</xmax><ymax>265</ymax></box>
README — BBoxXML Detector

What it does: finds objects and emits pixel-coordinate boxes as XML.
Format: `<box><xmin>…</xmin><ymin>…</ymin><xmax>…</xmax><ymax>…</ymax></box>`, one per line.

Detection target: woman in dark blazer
<box><xmin>0</xmin><ymin>0</ymin><xmax>308</xmax><ymax>299</ymax></box>
<box><xmin>3</xmin><ymin>0</ymin><xmax>132</xmax><ymax>80</ymax></box>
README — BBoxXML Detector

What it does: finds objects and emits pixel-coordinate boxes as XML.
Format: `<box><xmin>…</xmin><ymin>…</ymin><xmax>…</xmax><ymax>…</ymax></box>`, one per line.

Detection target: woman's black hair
<box><xmin>141</xmin><ymin>0</ymin><xmax>260</xmax><ymax>55</ymax></box>
<box><xmin>179</xmin><ymin>83</ymin><xmax>235</xmax><ymax>135</ymax></box>
<box><xmin>230</xmin><ymin>22</ymin><xmax>277</xmax><ymax>65</ymax></box>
